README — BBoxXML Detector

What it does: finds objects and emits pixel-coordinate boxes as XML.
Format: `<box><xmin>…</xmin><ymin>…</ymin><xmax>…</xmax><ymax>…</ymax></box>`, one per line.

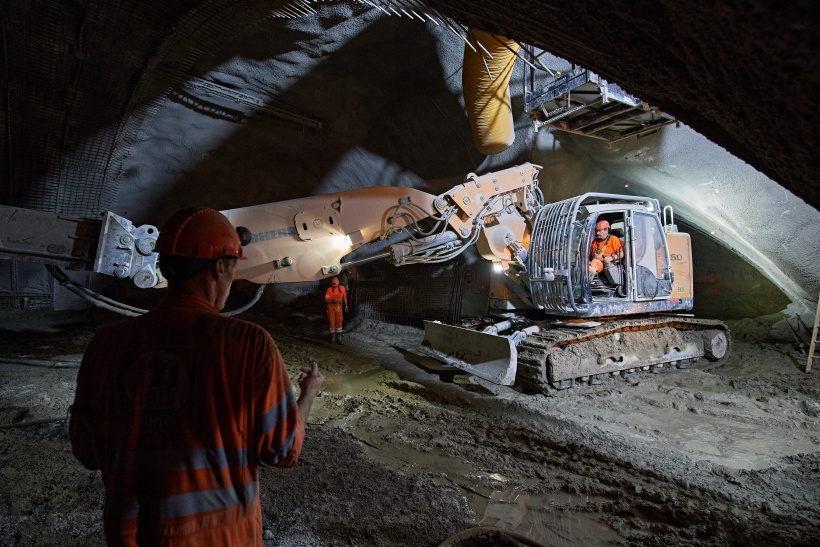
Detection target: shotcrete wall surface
<box><xmin>103</xmin><ymin>6</ymin><xmax>816</xmax><ymax>321</ymax></box>
<box><xmin>114</xmin><ymin>10</ymin><xmax>477</xmax><ymax>225</ymax></box>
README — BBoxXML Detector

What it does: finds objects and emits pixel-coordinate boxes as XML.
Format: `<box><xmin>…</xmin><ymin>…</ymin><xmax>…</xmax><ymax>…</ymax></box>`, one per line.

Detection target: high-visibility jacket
<box><xmin>324</xmin><ymin>285</ymin><xmax>346</xmax><ymax>304</ymax></box>
<box><xmin>589</xmin><ymin>234</ymin><xmax>623</xmax><ymax>261</ymax></box>
<box><xmin>589</xmin><ymin>235</ymin><xmax>624</xmax><ymax>274</ymax></box>
<box><xmin>324</xmin><ymin>285</ymin><xmax>346</xmax><ymax>333</ymax></box>
<box><xmin>70</xmin><ymin>294</ymin><xmax>304</xmax><ymax>546</ymax></box>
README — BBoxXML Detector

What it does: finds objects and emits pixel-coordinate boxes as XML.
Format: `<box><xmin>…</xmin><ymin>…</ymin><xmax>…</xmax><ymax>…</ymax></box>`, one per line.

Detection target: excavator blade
<box><xmin>419</xmin><ymin>321</ymin><xmax>517</xmax><ymax>385</ymax></box>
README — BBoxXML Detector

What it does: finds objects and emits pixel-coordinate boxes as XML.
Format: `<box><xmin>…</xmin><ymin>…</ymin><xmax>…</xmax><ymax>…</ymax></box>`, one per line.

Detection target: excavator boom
<box><xmin>0</xmin><ymin>162</ymin><xmax>728</xmax><ymax>391</ymax></box>
<box><xmin>221</xmin><ymin>163</ymin><xmax>542</xmax><ymax>284</ymax></box>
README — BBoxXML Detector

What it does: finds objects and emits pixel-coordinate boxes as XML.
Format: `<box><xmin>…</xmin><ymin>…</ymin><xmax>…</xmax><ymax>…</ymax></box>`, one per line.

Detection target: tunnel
<box><xmin>0</xmin><ymin>1</ymin><xmax>818</xmax><ymax>545</ymax></box>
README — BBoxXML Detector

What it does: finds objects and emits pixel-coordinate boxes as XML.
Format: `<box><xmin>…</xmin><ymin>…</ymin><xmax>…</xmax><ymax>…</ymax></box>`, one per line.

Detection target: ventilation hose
<box><xmin>462</xmin><ymin>30</ymin><xmax>519</xmax><ymax>155</ymax></box>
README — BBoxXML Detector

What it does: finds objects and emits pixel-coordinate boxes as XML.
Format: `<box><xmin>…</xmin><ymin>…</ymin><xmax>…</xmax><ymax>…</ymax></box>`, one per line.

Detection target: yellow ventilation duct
<box><xmin>462</xmin><ymin>30</ymin><xmax>519</xmax><ymax>155</ymax></box>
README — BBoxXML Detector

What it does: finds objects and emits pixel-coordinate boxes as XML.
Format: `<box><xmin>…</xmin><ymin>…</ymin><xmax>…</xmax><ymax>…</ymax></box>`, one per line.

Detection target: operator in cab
<box><xmin>589</xmin><ymin>219</ymin><xmax>624</xmax><ymax>277</ymax></box>
<box><xmin>70</xmin><ymin>207</ymin><xmax>324</xmax><ymax>546</ymax></box>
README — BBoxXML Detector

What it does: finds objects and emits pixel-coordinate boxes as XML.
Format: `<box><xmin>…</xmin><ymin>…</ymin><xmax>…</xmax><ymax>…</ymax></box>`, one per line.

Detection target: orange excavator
<box><xmin>0</xmin><ymin>162</ymin><xmax>727</xmax><ymax>392</ymax></box>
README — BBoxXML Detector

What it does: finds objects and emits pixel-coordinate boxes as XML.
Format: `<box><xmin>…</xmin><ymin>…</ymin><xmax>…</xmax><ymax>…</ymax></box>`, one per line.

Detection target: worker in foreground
<box><xmin>324</xmin><ymin>276</ymin><xmax>348</xmax><ymax>344</ymax></box>
<box><xmin>69</xmin><ymin>207</ymin><xmax>324</xmax><ymax>546</ymax></box>
<box><xmin>588</xmin><ymin>219</ymin><xmax>624</xmax><ymax>277</ymax></box>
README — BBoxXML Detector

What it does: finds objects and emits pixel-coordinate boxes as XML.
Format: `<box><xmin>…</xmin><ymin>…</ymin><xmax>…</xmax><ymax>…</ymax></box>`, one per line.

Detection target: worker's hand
<box><xmin>296</xmin><ymin>361</ymin><xmax>324</xmax><ymax>420</ymax></box>
<box><xmin>298</xmin><ymin>360</ymin><xmax>324</xmax><ymax>397</ymax></box>
<box><xmin>344</xmin><ymin>306</ymin><xmax>348</xmax><ymax>312</ymax></box>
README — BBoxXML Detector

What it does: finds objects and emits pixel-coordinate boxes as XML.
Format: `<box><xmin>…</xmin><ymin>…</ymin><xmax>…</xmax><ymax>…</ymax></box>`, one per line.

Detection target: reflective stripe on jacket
<box><xmin>324</xmin><ymin>285</ymin><xmax>346</xmax><ymax>303</ymax></box>
<box><xmin>70</xmin><ymin>294</ymin><xmax>304</xmax><ymax>546</ymax></box>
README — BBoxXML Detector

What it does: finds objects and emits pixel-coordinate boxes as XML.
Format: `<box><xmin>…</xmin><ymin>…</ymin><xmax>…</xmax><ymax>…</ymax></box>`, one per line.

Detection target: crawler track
<box><xmin>516</xmin><ymin>316</ymin><xmax>730</xmax><ymax>393</ymax></box>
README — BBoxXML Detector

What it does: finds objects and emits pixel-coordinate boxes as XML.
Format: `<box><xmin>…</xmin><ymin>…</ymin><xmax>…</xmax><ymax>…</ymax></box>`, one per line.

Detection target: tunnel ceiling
<box><xmin>428</xmin><ymin>0</ymin><xmax>820</xmax><ymax>209</ymax></box>
<box><xmin>1</xmin><ymin>0</ymin><xmax>819</xmax><ymax>309</ymax></box>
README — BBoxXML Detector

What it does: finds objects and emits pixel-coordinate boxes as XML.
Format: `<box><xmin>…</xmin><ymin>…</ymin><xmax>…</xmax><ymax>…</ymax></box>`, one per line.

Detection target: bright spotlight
<box><xmin>331</xmin><ymin>235</ymin><xmax>353</xmax><ymax>251</ymax></box>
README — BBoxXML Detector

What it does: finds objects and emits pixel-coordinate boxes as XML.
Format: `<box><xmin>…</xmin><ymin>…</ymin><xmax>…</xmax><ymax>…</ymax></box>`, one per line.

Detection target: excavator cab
<box><xmin>587</xmin><ymin>214</ymin><xmax>627</xmax><ymax>298</ymax></box>
<box><xmin>583</xmin><ymin>209</ymin><xmax>675</xmax><ymax>304</ymax></box>
<box><xmin>526</xmin><ymin>193</ymin><xmax>683</xmax><ymax>318</ymax></box>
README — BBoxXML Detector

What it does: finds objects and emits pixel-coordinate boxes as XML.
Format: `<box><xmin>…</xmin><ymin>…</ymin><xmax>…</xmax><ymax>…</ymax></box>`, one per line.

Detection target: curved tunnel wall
<box><xmin>92</xmin><ymin>12</ymin><xmax>820</xmax><ymax>322</ymax></box>
<box><xmin>532</xmin><ymin>125</ymin><xmax>820</xmax><ymax>313</ymax></box>
<box><xmin>14</xmin><ymin>1</ymin><xmax>814</xmax><ymax>325</ymax></box>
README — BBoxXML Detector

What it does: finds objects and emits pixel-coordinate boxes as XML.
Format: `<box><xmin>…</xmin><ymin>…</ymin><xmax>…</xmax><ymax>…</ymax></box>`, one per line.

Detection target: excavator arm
<box><xmin>0</xmin><ymin>163</ymin><xmax>543</xmax><ymax>289</ymax></box>
<box><xmin>2</xmin><ymin>164</ymin><xmax>723</xmax><ymax>390</ymax></box>
<box><xmin>0</xmin><ymin>206</ymin><xmax>161</xmax><ymax>288</ymax></box>
<box><xmin>222</xmin><ymin>162</ymin><xmax>542</xmax><ymax>284</ymax></box>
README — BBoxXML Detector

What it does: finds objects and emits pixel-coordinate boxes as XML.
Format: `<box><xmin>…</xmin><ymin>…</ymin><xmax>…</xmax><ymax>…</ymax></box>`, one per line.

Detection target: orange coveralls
<box><xmin>324</xmin><ymin>285</ymin><xmax>346</xmax><ymax>334</ymax></box>
<box><xmin>589</xmin><ymin>234</ymin><xmax>623</xmax><ymax>274</ymax></box>
<box><xmin>70</xmin><ymin>294</ymin><xmax>304</xmax><ymax>546</ymax></box>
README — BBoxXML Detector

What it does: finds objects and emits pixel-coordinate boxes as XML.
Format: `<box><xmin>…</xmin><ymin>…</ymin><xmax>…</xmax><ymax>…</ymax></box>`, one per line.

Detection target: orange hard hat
<box><xmin>331</xmin><ymin>277</ymin><xmax>340</xmax><ymax>286</ymax></box>
<box><xmin>155</xmin><ymin>207</ymin><xmax>247</xmax><ymax>260</ymax></box>
<box><xmin>596</xmin><ymin>220</ymin><xmax>610</xmax><ymax>230</ymax></box>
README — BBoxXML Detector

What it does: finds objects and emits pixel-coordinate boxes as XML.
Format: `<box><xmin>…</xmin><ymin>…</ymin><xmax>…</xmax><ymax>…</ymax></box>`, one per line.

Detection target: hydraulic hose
<box><xmin>46</xmin><ymin>265</ymin><xmax>264</xmax><ymax>317</ymax></box>
<box><xmin>46</xmin><ymin>265</ymin><xmax>146</xmax><ymax>316</ymax></box>
<box><xmin>221</xmin><ymin>283</ymin><xmax>265</xmax><ymax>316</ymax></box>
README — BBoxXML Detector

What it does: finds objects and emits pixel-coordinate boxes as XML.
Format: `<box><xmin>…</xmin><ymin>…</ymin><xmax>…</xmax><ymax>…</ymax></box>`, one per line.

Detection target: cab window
<box><xmin>633</xmin><ymin>213</ymin><xmax>671</xmax><ymax>298</ymax></box>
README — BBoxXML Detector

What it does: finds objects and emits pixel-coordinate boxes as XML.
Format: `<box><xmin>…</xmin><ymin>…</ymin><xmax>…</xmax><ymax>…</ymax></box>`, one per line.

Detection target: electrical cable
<box><xmin>384</xmin><ymin>203</ymin><xmax>455</xmax><ymax>240</ymax></box>
<box><xmin>46</xmin><ymin>265</ymin><xmax>141</xmax><ymax>312</ymax></box>
<box><xmin>403</xmin><ymin>220</ymin><xmax>482</xmax><ymax>264</ymax></box>
<box><xmin>388</xmin><ymin>212</ymin><xmax>426</xmax><ymax>242</ymax></box>
<box><xmin>401</xmin><ymin>200</ymin><xmax>451</xmax><ymax>222</ymax></box>
<box><xmin>47</xmin><ymin>265</ymin><xmax>146</xmax><ymax>316</ymax></box>
<box><xmin>399</xmin><ymin>196</ymin><xmax>497</xmax><ymax>265</ymax></box>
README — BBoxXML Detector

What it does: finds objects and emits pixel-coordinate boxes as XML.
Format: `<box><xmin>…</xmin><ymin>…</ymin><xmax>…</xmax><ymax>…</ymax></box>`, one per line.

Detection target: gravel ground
<box><xmin>0</xmin><ymin>309</ymin><xmax>818</xmax><ymax>546</ymax></box>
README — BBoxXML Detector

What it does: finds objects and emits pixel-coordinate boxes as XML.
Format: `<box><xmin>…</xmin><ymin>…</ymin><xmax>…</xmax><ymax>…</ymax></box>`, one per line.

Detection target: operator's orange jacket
<box><xmin>70</xmin><ymin>294</ymin><xmax>305</xmax><ymax>546</ymax></box>
<box><xmin>589</xmin><ymin>234</ymin><xmax>623</xmax><ymax>260</ymax></box>
<box><xmin>589</xmin><ymin>234</ymin><xmax>624</xmax><ymax>274</ymax></box>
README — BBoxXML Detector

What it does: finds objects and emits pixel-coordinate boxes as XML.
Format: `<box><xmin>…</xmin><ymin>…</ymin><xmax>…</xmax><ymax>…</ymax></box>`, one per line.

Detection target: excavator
<box><xmin>0</xmin><ymin>162</ymin><xmax>728</xmax><ymax>392</ymax></box>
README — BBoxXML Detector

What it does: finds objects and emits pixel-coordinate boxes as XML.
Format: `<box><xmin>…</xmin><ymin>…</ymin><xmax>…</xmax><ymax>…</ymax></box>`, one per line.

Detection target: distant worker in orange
<box><xmin>589</xmin><ymin>220</ymin><xmax>624</xmax><ymax>277</ymax></box>
<box><xmin>324</xmin><ymin>276</ymin><xmax>348</xmax><ymax>344</ymax></box>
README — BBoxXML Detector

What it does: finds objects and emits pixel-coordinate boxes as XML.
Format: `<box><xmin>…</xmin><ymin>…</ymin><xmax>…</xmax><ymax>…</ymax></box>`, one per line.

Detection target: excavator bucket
<box><xmin>418</xmin><ymin>321</ymin><xmax>518</xmax><ymax>385</ymax></box>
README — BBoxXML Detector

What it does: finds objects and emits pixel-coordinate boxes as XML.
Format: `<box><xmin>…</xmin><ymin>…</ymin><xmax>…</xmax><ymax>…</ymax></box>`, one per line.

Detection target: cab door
<box><xmin>629</xmin><ymin>212</ymin><xmax>673</xmax><ymax>300</ymax></box>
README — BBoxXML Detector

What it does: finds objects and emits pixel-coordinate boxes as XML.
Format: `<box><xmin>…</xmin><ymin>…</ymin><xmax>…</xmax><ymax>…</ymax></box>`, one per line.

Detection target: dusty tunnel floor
<box><xmin>0</xmin><ymin>309</ymin><xmax>818</xmax><ymax>546</ymax></box>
